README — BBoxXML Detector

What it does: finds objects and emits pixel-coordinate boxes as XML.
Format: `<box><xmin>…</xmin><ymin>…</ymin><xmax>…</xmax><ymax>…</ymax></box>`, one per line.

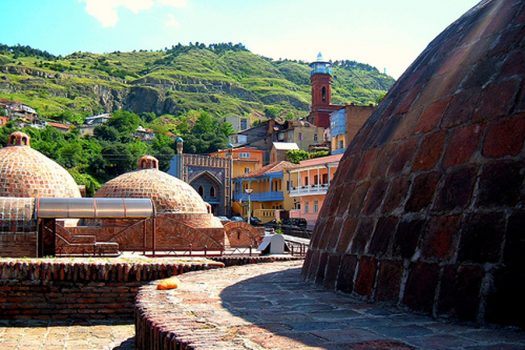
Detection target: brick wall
<box><xmin>0</xmin><ymin>233</ymin><xmax>36</xmax><ymax>258</ymax></box>
<box><xmin>0</xmin><ymin>256</ymin><xmax>301</xmax><ymax>320</ymax></box>
<box><xmin>303</xmin><ymin>0</ymin><xmax>525</xmax><ymax>328</ymax></box>
<box><xmin>0</xmin><ymin>259</ymin><xmax>222</xmax><ymax>320</ymax></box>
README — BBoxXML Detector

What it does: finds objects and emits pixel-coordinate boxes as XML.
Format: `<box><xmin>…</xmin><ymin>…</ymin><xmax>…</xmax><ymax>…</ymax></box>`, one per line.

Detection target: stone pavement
<box><xmin>0</xmin><ymin>319</ymin><xmax>134</xmax><ymax>350</ymax></box>
<box><xmin>136</xmin><ymin>260</ymin><xmax>525</xmax><ymax>350</ymax></box>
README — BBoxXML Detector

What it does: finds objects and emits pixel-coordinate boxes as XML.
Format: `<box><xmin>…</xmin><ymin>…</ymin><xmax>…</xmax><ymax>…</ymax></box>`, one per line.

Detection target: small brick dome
<box><xmin>0</xmin><ymin>132</ymin><xmax>81</xmax><ymax>198</ymax></box>
<box><xmin>95</xmin><ymin>155</ymin><xmax>208</xmax><ymax>214</ymax></box>
<box><xmin>304</xmin><ymin>0</ymin><xmax>525</xmax><ymax>327</ymax></box>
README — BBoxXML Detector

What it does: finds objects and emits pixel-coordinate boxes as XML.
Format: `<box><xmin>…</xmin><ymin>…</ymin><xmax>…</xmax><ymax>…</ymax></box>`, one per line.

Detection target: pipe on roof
<box><xmin>36</xmin><ymin>198</ymin><xmax>154</xmax><ymax>219</ymax></box>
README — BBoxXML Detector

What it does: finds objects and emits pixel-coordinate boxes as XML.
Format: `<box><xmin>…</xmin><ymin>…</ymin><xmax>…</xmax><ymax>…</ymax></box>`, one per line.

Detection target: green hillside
<box><xmin>0</xmin><ymin>43</ymin><xmax>394</xmax><ymax>118</ymax></box>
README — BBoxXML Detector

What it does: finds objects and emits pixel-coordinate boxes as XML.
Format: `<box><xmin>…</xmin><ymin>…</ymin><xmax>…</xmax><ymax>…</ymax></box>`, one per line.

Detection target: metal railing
<box><xmin>289</xmin><ymin>184</ymin><xmax>329</xmax><ymax>196</ymax></box>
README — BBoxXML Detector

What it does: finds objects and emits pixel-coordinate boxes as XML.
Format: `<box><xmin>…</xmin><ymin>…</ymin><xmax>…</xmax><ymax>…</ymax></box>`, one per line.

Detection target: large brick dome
<box><xmin>304</xmin><ymin>0</ymin><xmax>525</xmax><ymax>327</ymax></box>
<box><xmin>95</xmin><ymin>155</ymin><xmax>209</xmax><ymax>214</ymax></box>
<box><xmin>0</xmin><ymin>132</ymin><xmax>81</xmax><ymax>198</ymax></box>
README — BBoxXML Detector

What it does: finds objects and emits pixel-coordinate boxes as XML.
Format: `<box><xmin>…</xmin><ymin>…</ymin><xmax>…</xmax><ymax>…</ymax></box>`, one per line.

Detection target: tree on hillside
<box><xmin>94</xmin><ymin>125</ymin><xmax>119</xmax><ymax>142</ymax></box>
<box><xmin>180</xmin><ymin>111</ymin><xmax>233</xmax><ymax>154</ymax></box>
<box><xmin>89</xmin><ymin>143</ymin><xmax>135</xmax><ymax>182</ymax></box>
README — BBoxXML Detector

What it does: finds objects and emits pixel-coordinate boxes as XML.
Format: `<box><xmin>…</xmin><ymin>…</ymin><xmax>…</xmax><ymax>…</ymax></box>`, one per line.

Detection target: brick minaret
<box><xmin>309</xmin><ymin>53</ymin><xmax>340</xmax><ymax>128</ymax></box>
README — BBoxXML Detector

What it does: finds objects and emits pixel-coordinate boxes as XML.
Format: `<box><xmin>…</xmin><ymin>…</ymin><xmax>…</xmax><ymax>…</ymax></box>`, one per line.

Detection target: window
<box><xmin>304</xmin><ymin>201</ymin><xmax>309</xmax><ymax>214</ymax></box>
<box><xmin>322</xmin><ymin>173</ymin><xmax>328</xmax><ymax>184</ymax></box>
<box><xmin>210</xmin><ymin>186</ymin><xmax>216</xmax><ymax>197</ymax></box>
<box><xmin>338</xmin><ymin>140</ymin><xmax>344</xmax><ymax>149</ymax></box>
<box><xmin>314</xmin><ymin>133</ymin><xmax>318</xmax><ymax>142</ymax></box>
<box><xmin>298</xmin><ymin>132</ymin><xmax>303</xmax><ymax>141</ymax></box>
<box><xmin>314</xmin><ymin>200</ymin><xmax>319</xmax><ymax>213</ymax></box>
<box><xmin>321</xmin><ymin>86</ymin><xmax>327</xmax><ymax>101</ymax></box>
<box><xmin>244</xmin><ymin>167</ymin><xmax>250</xmax><ymax>174</ymax></box>
<box><xmin>240</xmin><ymin>118</ymin><xmax>248</xmax><ymax>130</ymax></box>
<box><xmin>198</xmin><ymin>186</ymin><xmax>204</xmax><ymax>196</ymax></box>
<box><xmin>239</xmin><ymin>152</ymin><xmax>250</xmax><ymax>158</ymax></box>
<box><xmin>304</xmin><ymin>177</ymin><xmax>309</xmax><ymax>186</ymax></box>
<box><xmin>314</xmin><ymin>175</ymin><xmax>319</xmax><ymax>185</ymax></box>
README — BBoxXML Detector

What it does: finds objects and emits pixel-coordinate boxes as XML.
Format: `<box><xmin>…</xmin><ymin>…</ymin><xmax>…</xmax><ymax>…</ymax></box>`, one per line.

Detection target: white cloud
<box><xmin>165</xmin><ymin>14</ymin><xmax>179</xmax><ymax>28</ymax></box>
<box><xmin>80</xmin><ymin>0</ymin><xmax>187</xmax><ymax>28</ymax></box>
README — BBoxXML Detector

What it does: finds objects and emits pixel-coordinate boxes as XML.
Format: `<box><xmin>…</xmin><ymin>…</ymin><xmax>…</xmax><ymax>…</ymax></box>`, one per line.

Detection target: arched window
<box><xmin>198</xmin><ymin>186</ymin><xmax>204</xmax><ymax>196</ymax></box>
<box><xmin>321</xmin><ymin>86</ymin><xmax>327</xmax><ymax>101</ymax></box>
<box><xmin>210</xmin><ymin>186</ymin><xmax>216</xmax><ymax>197</ymax></box>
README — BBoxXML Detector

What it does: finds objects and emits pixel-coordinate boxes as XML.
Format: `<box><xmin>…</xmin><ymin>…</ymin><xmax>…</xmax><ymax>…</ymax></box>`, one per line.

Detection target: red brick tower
<box><xmin>309</xmin><ymin>53</ymin><xmax>341</xmax><ymax>128</ymax></box>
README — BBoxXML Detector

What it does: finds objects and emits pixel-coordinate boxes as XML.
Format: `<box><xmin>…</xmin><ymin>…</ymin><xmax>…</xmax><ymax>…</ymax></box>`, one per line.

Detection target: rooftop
<box><xmin>237</xmin><ymin>160</ymin><xmax>294</xmax><ymax>178</ymax></box>
<box><xmin>272</xmin><ymin>142</ymin><xmax>299</xmax><ymax>151</ymax></box>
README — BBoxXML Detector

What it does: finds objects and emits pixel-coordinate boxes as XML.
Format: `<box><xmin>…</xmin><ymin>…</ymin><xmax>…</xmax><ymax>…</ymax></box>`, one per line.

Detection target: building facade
<box><xmin>168</xmin><ymin>139</ymin><xmax>232</xmax><ymax>216</ymax></box>
<box><xmin>210</xmin><ymin>146</ymin><xmax>264</xmax><ymax>178</ymax></box>
<box><xmin>233</xmin><ymin>161</ymin><xmax>295</xmax><ymax>223</ymax></box>
<box><xmin>270</xmin><ymin>142</ymin><xmax>299</xmax><ymax>163</ymax></box>
<box><xmin>330</xmin><ymin>104</ymin><xmax>376</xmax><ymax>154</ymax></box>
<box><xmin>288</xmin><ymin>154</ymin><xmax>342</xmax><ymax>228</ymax></box>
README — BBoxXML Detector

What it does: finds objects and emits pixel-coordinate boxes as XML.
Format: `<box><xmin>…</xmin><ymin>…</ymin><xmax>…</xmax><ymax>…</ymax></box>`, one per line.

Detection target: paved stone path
<box><xmin>0</xmin><ymin>319</ymin><xmax>134</xmax><ymax>350</ymax></box>
<box><xmin>137</xmin><ymin>261</ymin><xmax>525</xmax><ymax>350</ymax></box>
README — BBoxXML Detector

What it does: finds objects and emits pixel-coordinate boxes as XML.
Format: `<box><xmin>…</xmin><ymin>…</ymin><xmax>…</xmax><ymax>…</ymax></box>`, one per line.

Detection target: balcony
<box><xmin>233</xmin><ymin>191</ymin><xmax>284</xmax><ymax>202</ymax></box>
<box><xmin>289</xmin><ymin>184</ymin><xmax>329</xmax><ymax>197</ymax></box>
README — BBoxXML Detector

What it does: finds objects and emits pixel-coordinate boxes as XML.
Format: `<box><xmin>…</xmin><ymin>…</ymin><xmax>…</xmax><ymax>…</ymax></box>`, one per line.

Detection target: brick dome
<box><xmin>0</xmin><ymin>132</ymin><xmax>81</xmax><ymax>198</ymax></box>
<box><xmin>304</xmin><ymin>0</ymin><xmax>525</xmax><ymax>327</ymax></box>
<box><xmin>95</xmin><ymin>155</ymin><xmax>208</xmax><ymax>214</ymax></box>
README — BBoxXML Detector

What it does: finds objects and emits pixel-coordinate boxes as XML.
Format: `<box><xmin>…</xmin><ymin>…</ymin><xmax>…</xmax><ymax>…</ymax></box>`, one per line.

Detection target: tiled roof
<box><xmin>47</xmin><ymin>121</ymin><xmax>70</xmax><ymax>130</ymax></box>
<box><xmin>237</xmin><ymin>161</ymin><xmax>294</xmax><ymax>178</ymax></box>
<box><xmin>297</xmin><ymin>154</ymin><xmax>343</xmax><ymax>167</ymax></box>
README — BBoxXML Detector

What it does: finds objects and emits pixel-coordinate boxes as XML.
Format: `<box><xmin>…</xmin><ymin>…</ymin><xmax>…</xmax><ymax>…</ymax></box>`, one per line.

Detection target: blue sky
<box><xmin>1</xmin><ymin>0</ymin><xmax>479</xmax><ymax>78</ymax></box>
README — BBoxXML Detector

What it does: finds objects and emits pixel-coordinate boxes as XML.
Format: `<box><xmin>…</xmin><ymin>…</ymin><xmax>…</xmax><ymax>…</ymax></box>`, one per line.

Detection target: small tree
<box><xmin>286</xmin><ymin>149</ymin><xmax>309</xmax><ymax>164</ymax></box>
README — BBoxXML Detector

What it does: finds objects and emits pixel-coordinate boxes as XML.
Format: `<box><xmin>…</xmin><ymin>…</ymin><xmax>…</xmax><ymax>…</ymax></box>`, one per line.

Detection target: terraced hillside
<box><xmin>0</xmin><ymin>43</ymin><xmax>394</xmax><ymax>118</ymax></box>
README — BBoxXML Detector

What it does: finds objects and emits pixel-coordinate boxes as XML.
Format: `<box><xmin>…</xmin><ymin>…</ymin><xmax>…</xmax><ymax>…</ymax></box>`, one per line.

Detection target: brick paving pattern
<box><xmin>135</xmin><ymin>261</ymin><xmax>525</xmax><ymax>349</ymax></box>
<box><xmin>0</xmin><ymin>319</ymin><xmax>134</xmax><ymax>350</ymax></box>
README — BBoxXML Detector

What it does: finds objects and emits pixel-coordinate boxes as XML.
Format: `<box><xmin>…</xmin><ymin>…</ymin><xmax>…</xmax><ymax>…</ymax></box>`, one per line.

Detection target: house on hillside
<box><xmin>274</xmin><ymin>120</ymin><xmax>325</xmax><ymax>151</ymax></box>
<box><xmin>46</xmin><ymin>121</ymin><xmax>71</xmax><ymax>133</ymax></box>
<box><xmin>134</xmin><ymin>126</ymin><xmax>156</xmax><ymax>141</ymax></box>
<box><xmin>80</xmin><ymin>113</ymin><xmax>112</xmax><ymax>136</ymax></box>
<box><xmin>0</xmin><ymin>99</ymin><xmax>38</xmax><ymax>123</ymax></box>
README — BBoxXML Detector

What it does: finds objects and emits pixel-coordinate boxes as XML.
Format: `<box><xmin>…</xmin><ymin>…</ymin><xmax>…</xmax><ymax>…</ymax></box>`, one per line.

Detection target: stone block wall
<box><xmin>303</xmin><ymin>0</ymin><xmax>525</xmax><ymax>328</ymax></box>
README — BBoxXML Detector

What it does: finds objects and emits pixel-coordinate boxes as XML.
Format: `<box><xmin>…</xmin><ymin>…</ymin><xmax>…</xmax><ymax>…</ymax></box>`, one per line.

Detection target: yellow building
<box><xmin>210</xmin><ymin>146</ymin><xmax>264</xmax><ymax>178</ymax></box>
<box><xmin>232</xmin><ymin>161</ymin><xmax>295</xmax><ymax>223</ymax></box>
<box><xmin>275</xmin><ymin>120</ymin><xmax>325</xmax><ymax>151</ymax></box>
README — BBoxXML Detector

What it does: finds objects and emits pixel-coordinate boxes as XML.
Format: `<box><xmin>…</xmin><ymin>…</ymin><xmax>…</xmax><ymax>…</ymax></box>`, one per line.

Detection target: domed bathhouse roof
<box><xmin>95</xmin><ymin>155</ymin><xmax>209</xmax><ymax>214</ymax></box>
<box><xmin>0</xmin><ymin>132</ymin><xmax>81</xmax><ymax>198</ymax></box>
<box><xmin>303</xmin><ymin>0</ymin><xmax>525</xmax><ymax>327</ymax></box>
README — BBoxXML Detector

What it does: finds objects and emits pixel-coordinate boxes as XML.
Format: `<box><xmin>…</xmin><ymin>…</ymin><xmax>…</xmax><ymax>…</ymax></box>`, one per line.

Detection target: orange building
<box><xmin>288</xmin><ymin>154</ymin><xmax>342</xmax><ymax>228</ymax></box>
<box><xmin>210</xmin><ymin>146</ymin><xmax>264</xmax><ymax>178</ymax></box>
